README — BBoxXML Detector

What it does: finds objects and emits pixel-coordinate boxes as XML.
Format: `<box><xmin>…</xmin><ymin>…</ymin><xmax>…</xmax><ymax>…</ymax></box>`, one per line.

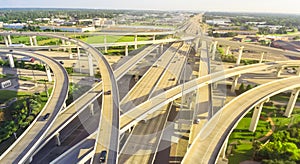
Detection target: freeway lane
<box><xmin>120</xmin><ymin>60</ymin><xmax>300</xmax><ymax>133</ymax></box>
<box><xmin>182</xmin><ymin>76</ymin><xmax>300</xmax><ymax>164</ymax></box>
<box><xmin>0</xmin><ymin>50</ymin><xmax>69</xmax><ymax>163</ymax></box>
<box><xmin>119</xmin><ymin>43</ymin><xmax>189</xmax><ymax>163</ymax></box>
<box><xmin>120</xmin><ymin>43</ymin><xmax>181</xmax><ymax>112</ymax></box>
<box><xmin>44</xmin><ymin>44</ymin><xmax>159</xmax><ymax>140</ymax></box>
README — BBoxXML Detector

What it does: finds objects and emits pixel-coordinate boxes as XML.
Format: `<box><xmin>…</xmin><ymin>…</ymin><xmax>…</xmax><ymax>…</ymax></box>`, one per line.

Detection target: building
<box><xmin>0</xmin><ymin>22</ymin><xmax>3</xmax><ymax>28</ymax></box>
<box><xmin>206</xmin><ymin>19</ymin><xmax>231</xmax><ymax>26</ymax></box>
<box><xmin>40</xmin><ymin>25</ymin><xmax>95</xmax><ymax>32</ymax></box>
<box><xmin>3</xmin><ymin>23</ymin><xmax>27</xmax><ymax>29</ymax></box>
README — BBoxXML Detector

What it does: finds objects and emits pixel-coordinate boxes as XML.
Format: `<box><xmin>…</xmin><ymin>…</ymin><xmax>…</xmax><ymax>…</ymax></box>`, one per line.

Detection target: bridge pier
<box><xmin>209</xmin><ymin>42</ymin><xmax>213</xmax><ymax>53</ymax></box>
<box><xmin>296</xmin><ymin>67</ymin><xmax>300</xmax><ymax>76</ymax></box>
<box><xmin>4</xmin><ymin>36</ymin><xmax>9</xmax><ymax>47</ymax></box>
<box><xmin>284</xmin><ymin>88</ymin><xmax>300</xmax><ymax>117</ymax></box>
<box><xmin>7</xmin><ymin>35</ymin><xmax>12</xmax><ymax>46</ymax></box>
<box><xmin>89</xmin><ymin>103</ymin><xmax>94</xmax><ymax>116</ymax></box>
<box><xmin>160</xmin><ymin>43</ymin><xmax>164</xmax><ymax>55</ymax></box>
<box><xmin>77</xmin><ymin>47</ymin><xmax>82</xmax><ymax>73</ymax></box>
<box><xmin>32</xmin><ymin>36</ymin><xmax>38</xmax><ymax>46</ymax></box>
<box><xmin>152</xmin><ymin>35</ymin><xmax>156</xmax><ymax>41</ymax></box>
<box><xmin>55</xmin><ymin>133</ymin><xmax>61</xmax><ymax>146</ymax></box>
<box><xmin>249</xmin><ymin>98</ymin><xmax>269</xmax><ymax>132</ymax></box>
<box><xmin>61</xmin><ymin>39</ymin><xmax>66</xmax><ymax>51</ymax></box>
<box><xmin>88</xmin><ymin>53</ymin><xmax>94</xmax><ymax>76</ymax></box>
<box><xmin>134</xmin><ymin>35</ymin><xmax>138</xmax><ymax>49</ymax></box>
<box><xmin>236</xmin><ymin>46</ymin><xmax>244</xmax><ymax>66</ymax></box>
<box><xmin>29</xmin><ymin>36</ymin><xmax>34</xmax><ymax>46</ymax></box>
<box><xmin>230</xmin><ymin>75</ymin><xmax>240</xmax><ymax>93</ymax></box>
<box><xmin>194</xmin><ymin>38</ymin><xmax>200</xmax><ymax>53</ymax></box>
<box><xmin>125</xmin><ymin>44</ymin><xmax>129</xmax><ymax>56</ymax></box>
<box><xmin>259</xmin><ymin>52</ymin><xmax>265</xmax><ymax>63</ymax></box>
<box><xmin>7</xmin><ymin>54</ymin><xmax>15</xmax><ymax>68</ymax></box>
<box><xmin>104</xmin><ymin>35</ymin><xmax>108</xmax><ymax>53</ymax></box>
<box><xmin>211</xmin><ymin>41</ymin><xmax>218</xmax><ymax>60</ymax></box>
<box><xmin>220</xmin><ymin>137</ymin><xmax>229</xmax><ymax>159</ymax></box>
<box><xmin>225</xmin><ymin>46</ymin><xmax>230</xmax><ymax>56</ymax></box>
<box><xmin>45</xmin><ymin>65</ymin><xmax>53</xmax><ymax>82</ymax></box>
<box><xmin>276</xmin><ymin>66</ymin><xmax>284</xmax><ymax>77</ymax></box>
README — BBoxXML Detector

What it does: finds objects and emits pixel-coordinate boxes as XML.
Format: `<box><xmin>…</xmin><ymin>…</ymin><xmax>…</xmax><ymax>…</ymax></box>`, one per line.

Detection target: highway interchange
<box><xmin>0</xmin><ymin>14</ymin><xmax>300</xmax><ymax>164</ymax></box>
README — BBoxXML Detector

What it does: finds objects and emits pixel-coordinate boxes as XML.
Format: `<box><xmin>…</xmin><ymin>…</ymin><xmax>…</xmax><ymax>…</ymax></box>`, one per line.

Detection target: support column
<box><xmin>88</xmin><ymin>53</ymin><xmax>94</xmax><ymax>76</ymax></box>
<box><xmin>7</xmin><ymin>54</ymin><xmax>15</xmax><ymax>68</ymax></box>
<box><xmin>276</xmin><ymin>66</ymin><xmax>283</xmax><ymax>77</ymax></box>
<box><xmin>4</xmin><ymin>36</ymin><xmax>9</xmax><ymax>47</ymax></box>
<box><xmin>77</xmin><ymin>47</ymin><xmax>82</xmax><ymax>73</ymax></box>
<box><xmin>236</xmin><ymin>46</ymin><xmax>244</xmax><ymax>66</ymax></box>
<box><xmin>213</xmin><ymin>82</ymin><xmax>218</xmax><ymax>89</ymax></box>
<box><xmin>32</xmin><ymin>36</ymin><xmax>38</xmax><ymax>46</ymax></box>
<box><xmin>296</xmin><ymin>67</ymin><xmax>300</xmax><ymax>76</ymax></box>
<box><xmin>55</xmin><ymin>133</ymin><xmax>61</xmax><ymax>146</ymax></box>
<box><xmin>225</xmin><ymin>46</ymin><xmax>230</xmax><ymax>56</ymax></box>
<box><xmin>29</xmin><ymin>37</ymin><xmax>34</xmax><ymax>46</ymax></box>
<box><xmin>104</xmin><ymin>35</ymin><xmax>108</xmax><ymax>53</ymax></box>
<box><xmin>259</xmin><ymin>52</ymin><xmax>265</xmax><ymax>63</ymax></box>
<box><xmin>134</xmin><ymin>35</ymin><xmax>138</xmax><ymax>50</ymax></box>
<box><xmin>61</xmin><ymin>39</ymin><xmax>66</xmax><ymax>51</ymax></box>
<box><xmin>211</xmin><ymin>41</ymin><xmax>218</xmax><ymax>60</ymax></box>
<box><xmin>152</xmin><ymin>35</ymin><xmax>156</xmax><ymax>41</ymax></box>
<box><xmin>7</xmin><ymin>35</ymin><xmax>12</xmax><ymax>45</ymax></box>
<box><xmin>125</xmin><ymin>44</ymin><xmax>129</xmax><ymax>56</ymax></box>
<box><xmin>249</xmin><ymin>99</ymin><xmax>268</xmax><ymax>132</ymax></box>
<box><xmin>160</xmin><ymin>43</ymin><xmax>164</xmax><ymax>55</ymax></box>
<box><xmin>284</xmin><ymin>88</ymin><xmax>300</xmax><ymax>117</ymax></box>
<box><xmin>45</xmin><ymin>65</ymin><xmax>52</xmax><ymax>82</ymax></box>
<box><xmin>231</xmin><ymin>75</ymin><xmax>240</xmax><ymax>93</ymax></box>
<box><xmin>89</xmin><ymin>103</ymin><xmax>94</xmax><ymax>116</ymax></box>
<box><xmin>209</xmin><ymin>42</ymin><xmax>213</xmax><ymax>53</ymax></box>
<box><xmin>194</xmin><ymin>38</ymin><xmax>200</xmax><ymax>53</ymax></box>
<box><xmin>220</xmin><ymin>137</ymin><xmax>229</xmax><ymax>159</ymax></box>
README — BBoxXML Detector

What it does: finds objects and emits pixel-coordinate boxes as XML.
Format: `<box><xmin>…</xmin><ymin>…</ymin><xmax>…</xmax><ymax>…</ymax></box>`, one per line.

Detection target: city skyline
<box><xmin>1</xmin><ymin>0</ymin><xmax>300</xmax><ymax>14</ymax></box>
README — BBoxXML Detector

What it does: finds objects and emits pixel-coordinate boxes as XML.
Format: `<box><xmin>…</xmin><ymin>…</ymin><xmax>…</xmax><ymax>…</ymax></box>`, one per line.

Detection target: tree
<box><xmin>238</xmin><ymin>83</ymin><xmax>246</xmax><ymax>94</ymax></box>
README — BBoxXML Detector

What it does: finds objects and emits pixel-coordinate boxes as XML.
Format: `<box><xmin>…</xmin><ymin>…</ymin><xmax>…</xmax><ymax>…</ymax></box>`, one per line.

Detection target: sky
<box><xmin>1</xmin><ymin>0</ymin><xmax>300</xmax><ymax>14</ymax></box>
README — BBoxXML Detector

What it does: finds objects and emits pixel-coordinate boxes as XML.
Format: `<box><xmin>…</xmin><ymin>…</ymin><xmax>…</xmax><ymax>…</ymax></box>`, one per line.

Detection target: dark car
<box><xmin>104</xmin><ymin>90</ymin><xmax>111</xmax><ymax>95</ymax></box>
<box><xmin>59</xmin><ymin>61</ymin><xmax>64</xmax><ymax>65</ymax></box>
<box><xmin>99</xmin><ymin>150</ymin><xmax>107</xmax><ymax>163</ymax></box>
<box><xmin>43</xmin><ymin>113</ymin><xmax>50</xmax><ymax>121</ymax></box>
<box><xmin>168</xmin><ymin>77</ymin><xmax>176</xmax><ymax>81</ymax></box>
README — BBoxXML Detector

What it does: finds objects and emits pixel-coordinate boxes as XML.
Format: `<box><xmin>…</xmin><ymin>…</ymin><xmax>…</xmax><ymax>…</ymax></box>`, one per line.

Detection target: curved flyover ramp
<box><xmin>0</xmin><ymin>50</ymin><xmax>69</xmax><ymax>163</ymax></box>
<box><xmin>182</xmin><ymin>76</ymin><xmax>300</xmax><ymax>164</ymax></box>
<box><xmin>120</xmin><ymin>60</ymin><xmax>300</xmax><ymax>133</ymax></box>
<box><xmin>0</xmin><ymin>32</ymin><xmax>120</xmax><ymax>164</ymax></box>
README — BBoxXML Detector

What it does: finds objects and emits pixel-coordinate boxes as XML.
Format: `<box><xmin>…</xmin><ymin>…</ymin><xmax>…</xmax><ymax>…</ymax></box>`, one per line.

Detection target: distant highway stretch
<box><xmin>182</xmin><ymin>76</ymin><xmax>300</xmax><ymax>163</ymax></box>
<box><xmin>0</xmin><ymin>50</ymin><xmax>69</xmax><ymax>163</ymax></box>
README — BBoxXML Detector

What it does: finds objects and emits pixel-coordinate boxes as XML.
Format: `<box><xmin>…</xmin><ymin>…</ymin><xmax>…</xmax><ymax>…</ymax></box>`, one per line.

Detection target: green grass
<box><xmin>0</xmin><ymin>90</ymin><xmax>30</xmax><ymax>104</ymax></box>
<box><xmin>79</xmin><ymin>35</ymin><xmax>151</xmax><ymax>44</ymax></box>
<box><xmin>228</xmin><ymin>143</ymin><xmax>253</xmax><ymax>164</ymax></box>
<box><xmin>228</xmin><ymin>104</ymin><xmax>300</xmax><ymax>163</ymax></box>
<box><xmin>18</xmin><ymin>76</ymin><xmax>33</xmax><ymax>81</ymax></box>
<box><xmin>0</xmin><ymin>74</ymin><xmax>6</xmax><ymax>78</ymax></box>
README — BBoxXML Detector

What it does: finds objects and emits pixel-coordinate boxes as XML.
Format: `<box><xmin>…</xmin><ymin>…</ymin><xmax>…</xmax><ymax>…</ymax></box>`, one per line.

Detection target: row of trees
<box><xmin>253</xmin><ymin>124</ymin><xmax>300</xmax><ymax>163</ymax></box>
<box><xmin>0</xmin><ymin>59</ymin><xmax>46</xmax><ymax>72</ymax></box>
<box><xmin>0</xmin><ymin>95</ymin><xmax>44</xmax><ymax>144</ymax></box>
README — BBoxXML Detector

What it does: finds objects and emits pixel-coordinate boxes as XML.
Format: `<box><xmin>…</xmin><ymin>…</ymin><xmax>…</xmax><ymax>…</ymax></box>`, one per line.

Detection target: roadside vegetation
<box><xmin>228</xmin><ymin>88</ymin><xmax>300</xmax><ymax>164</ymax></box>
<box><xmin>0</xmin><ymin>88</ymin><xmax>52</xmax><ymax>155</ymax></box>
